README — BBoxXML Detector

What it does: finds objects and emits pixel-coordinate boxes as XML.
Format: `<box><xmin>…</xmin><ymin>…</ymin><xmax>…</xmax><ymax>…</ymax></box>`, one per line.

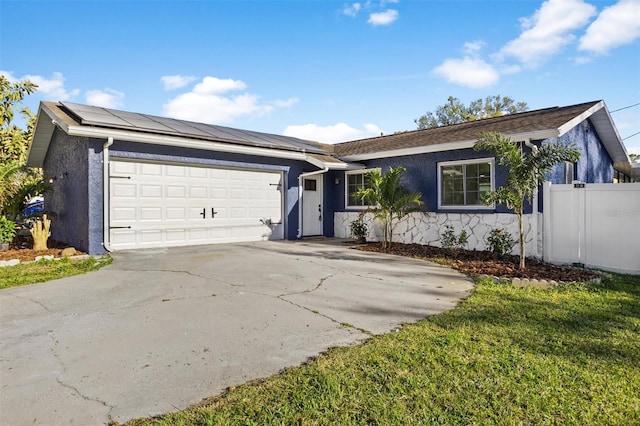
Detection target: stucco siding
<box><xmin>332</xmin><ymin>149</ymin><xmax>513</xmax><ymax>214</ymax></box>
<box><xmin>546</xmin><ymin>119</ymin><xmax>613</xmax><ymax>184</ymax></box>
<box><xmin>42</xmin><ymin>130</ymin><xmax>91</xmax><ymax>252</ymax></box>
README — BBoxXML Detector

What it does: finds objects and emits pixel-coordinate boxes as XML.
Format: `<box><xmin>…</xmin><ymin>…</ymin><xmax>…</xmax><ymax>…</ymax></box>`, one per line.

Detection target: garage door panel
<box><xmin>141</xmin><ymin>185</ymin><xmax>162</xmax><ymax>198</ymax></box>
<box><xmin>110</xmin><ymin>160</ymin><xmax>283</xmax><ymax>250</ymax></box>
<box><xmin>165</xmin><ymin>186</ymin><xmax>186</xmax><ymax>198</ymax></box>
<box><xmin>166</xmin><ymin>207</ymin><xmax>186</xmax><ymax>220</ymax></box>
<box><xmin>165</xmin><ymin>229</ymin><xmax>186</xmax><ymax>242</ymax></box>
<box><xmin>140</xmin><ymin>163</ymin><xmax>162</xmax><ymax>176</ymax></box>
<box><xmin>140</xmin><ymin>208</ymin><xmax>162</xmax><ymax>221</ymax></box>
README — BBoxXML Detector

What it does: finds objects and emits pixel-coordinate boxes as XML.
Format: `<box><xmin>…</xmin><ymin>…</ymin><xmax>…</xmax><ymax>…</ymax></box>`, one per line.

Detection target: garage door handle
<box><xmin>200</xmin><ymin>208</ymin><xmax>206</xmax><ymax>219</ymax></box>
<box><xmin>211</xmin><ymin>208</ymin><xmax>218</xmax><ymax>219</ymax></box>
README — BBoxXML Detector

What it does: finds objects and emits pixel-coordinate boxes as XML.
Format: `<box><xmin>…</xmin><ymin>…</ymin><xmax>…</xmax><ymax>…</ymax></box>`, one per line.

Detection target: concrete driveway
<box><xmin>0</xmin><ymin>240</ymin><xmax>474</xmax><ymax>425</ymax></box>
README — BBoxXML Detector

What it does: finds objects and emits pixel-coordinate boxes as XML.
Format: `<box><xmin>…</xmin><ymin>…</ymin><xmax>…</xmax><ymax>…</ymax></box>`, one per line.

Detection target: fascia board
<box><xmin>66</xmin><ymin>125</ymin><xmax>310</xmax><ymax>162</ymax></box>
<box><xmin>26</xmin><ymin>104</ymin><xmax>63</xmax><ymax>167</ymax></box>
<box><xmin>557</xmin><ymin>101</ymin><xmax>604</xmax><ymax>136</ymax></box>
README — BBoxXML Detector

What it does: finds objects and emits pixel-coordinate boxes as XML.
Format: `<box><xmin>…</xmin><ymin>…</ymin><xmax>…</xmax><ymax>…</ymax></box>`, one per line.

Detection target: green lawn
<box><xmin>125</xmin><ymin>273</ymin><xmax>640</xmax><ymax>426</ymax></box>
<box><xmin>0</xmin><ymin>257</ymin><xmax>112</xmax><ymax>289</ymax></box>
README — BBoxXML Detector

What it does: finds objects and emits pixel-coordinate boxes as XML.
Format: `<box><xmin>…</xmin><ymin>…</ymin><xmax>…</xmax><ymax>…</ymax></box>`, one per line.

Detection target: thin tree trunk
<box><xmin>518</xmin><ymin>206</ymin><xmax>526</xmax><ymax>269</ymax></box>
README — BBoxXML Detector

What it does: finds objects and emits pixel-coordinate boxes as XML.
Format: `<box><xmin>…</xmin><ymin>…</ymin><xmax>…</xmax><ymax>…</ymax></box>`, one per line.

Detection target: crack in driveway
<box><xmin>47</xmin><ymin>330</ymin><xmax>115</xmax><ymax>422</ymax></box>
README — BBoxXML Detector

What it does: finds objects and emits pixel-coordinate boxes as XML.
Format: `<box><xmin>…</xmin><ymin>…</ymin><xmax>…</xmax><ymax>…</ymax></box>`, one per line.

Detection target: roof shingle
<box><xmin>334</xmin><ymin>101</ymin><xmax>601</xmax><ymax>157</ymax></box>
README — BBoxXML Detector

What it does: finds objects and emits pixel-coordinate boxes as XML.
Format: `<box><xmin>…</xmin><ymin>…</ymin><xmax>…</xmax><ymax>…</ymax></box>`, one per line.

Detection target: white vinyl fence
<box><xmin>543</xmin><ymin>182</ymin><xmax>640</xmax><ymax>274</ymax></box>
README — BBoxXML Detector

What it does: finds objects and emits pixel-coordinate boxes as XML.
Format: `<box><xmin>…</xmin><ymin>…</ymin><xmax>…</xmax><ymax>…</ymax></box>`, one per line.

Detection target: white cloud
<box><xmin>192</xmin><ymin>76</ymin><xmax>247</xmax><ymax>94</ymax></box>
<box><xmin>496</xmin><ymin>0</ymin><xmax>596</xmax><ymax>67</ymax></box>
<box><xmin>85</xmin><ymin>88</ymin><xmax>125</xmax><ymax>108</ymax></box>
<box><xmin>161</xmin><ymin>75</ymin><xmax>197</xmax><ymax>90</ymax></box>
<box><xmin>272</xmin><ymin>97</ymin><xmax>299</xmax><ymax>108</ymax></box>
<box><xmin>1</xmin><ymin>70</ymin><xmax>79</xmax><ymax>100</ymax></box>
<box><xmin>163</xmin><ymin>76</ymin><xmax>294</xmax><ymax>124</ymax></box>
<box><xmin>343</xmin><ymin>2</ymin><xmax>361</xmax><ymax>17</ymax></box>
<box><xmin>433</xmin><ymin>57</ymin><xmax>500</xmax><ymax>89</ymax></box>
<box><xmin>579</xmin><ymin>0</ymin><xmax>640</xmax><ymax>55</ymax></box>
<box><xmin>283</xmin><ymin>122</ymin><xmax>383</xmax><ymax>144</ymax></box>
<box><xmin>368</xmin><ymin>9</ymin><xmax>399</xmax><ymax>26</ymax></box>
<box><xmin>463</xmin><ymin>40</ymin><xmax>486</xmax><ymax>55</ymax></box>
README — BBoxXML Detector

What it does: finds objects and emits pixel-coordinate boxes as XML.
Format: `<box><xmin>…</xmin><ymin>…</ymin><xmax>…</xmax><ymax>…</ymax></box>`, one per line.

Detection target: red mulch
<box><xmin>355</xmin><ymin>242</ymin><xmax>600</xmax><ymax>282</ymax></box>
<box><xmin>0</xmin><ymin>235</ymin><xmax>84</xmax><ymax>262</ymax></box>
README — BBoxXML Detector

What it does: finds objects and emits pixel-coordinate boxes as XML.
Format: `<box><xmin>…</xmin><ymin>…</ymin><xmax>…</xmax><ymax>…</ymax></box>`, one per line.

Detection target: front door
<box><xmin>302</xmin><ymin>176</ymin><xmax>323</xmax><ymax>236</ymax></box>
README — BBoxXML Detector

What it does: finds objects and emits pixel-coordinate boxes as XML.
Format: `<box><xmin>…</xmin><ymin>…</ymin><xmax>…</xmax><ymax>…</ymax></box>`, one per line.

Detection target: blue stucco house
<box><xmin>27</xmin><ymin>100</ymin><xmax>634</xmax><ymax>255</ymax></box>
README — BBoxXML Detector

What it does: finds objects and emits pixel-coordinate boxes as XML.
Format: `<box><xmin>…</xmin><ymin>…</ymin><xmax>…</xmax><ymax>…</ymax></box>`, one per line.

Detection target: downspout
<box><xmin>296</xmin><ymin>167</ymin><xmax>329</xmax><ymax>238</ymax></box>
<box><xmin>524</xmin><ymin>138</ymin><xmax>539</xmax><ymax>258</ymax></box>
<box><xmin>102</xmin><ymin>137</ymin><xmax>114</xmax><ymax>252</ymax></box>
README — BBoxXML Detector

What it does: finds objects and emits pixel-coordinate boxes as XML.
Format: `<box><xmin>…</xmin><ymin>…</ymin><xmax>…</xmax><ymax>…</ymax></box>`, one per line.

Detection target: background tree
<box><xmin>474</xmin><ymin>132</ymin><xmax>580</xmax><ymax>269</ymax></box>
<box><xmin>415</xmin><ymin>95</ymin><xmax>528</xmax><ymax>130</ymax></box>
<box><xmin>0</xmin><ymin>75</ymin><xmax>42</xmax><ymax>218</ymax></box>
<box><xmin>630</xmin><ymin>153</ymin><xmax>639</xmax><ymax>164</ymax></box>
<box><xmin>355</xmin><ymin>166</ymin><xmax>423</xmax><ymax>249</ymax></box>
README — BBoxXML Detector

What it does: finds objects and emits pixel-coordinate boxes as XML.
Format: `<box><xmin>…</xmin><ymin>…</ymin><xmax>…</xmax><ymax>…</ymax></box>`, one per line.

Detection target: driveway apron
<box><xmin>0</xmin><ymin>240</ymin><xmax>474</xmax><ymax>425</ymax></box>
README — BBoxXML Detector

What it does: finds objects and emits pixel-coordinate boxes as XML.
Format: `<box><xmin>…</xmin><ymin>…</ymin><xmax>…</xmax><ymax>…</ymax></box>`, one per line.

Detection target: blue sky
<box><xmin>2</xmin><ymin>0</ymin><xmax>639</xmax><ymax>155</ymax></box>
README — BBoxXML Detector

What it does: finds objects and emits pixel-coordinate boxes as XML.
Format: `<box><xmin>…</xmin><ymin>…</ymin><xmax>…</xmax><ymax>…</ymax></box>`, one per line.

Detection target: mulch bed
<box><xmin>0</xmin><ymin>235</ymin><xmax>84</xmax><ymax>263</ymax></box>
<box><xmin>355</xmin><ymin>242</ymin><xmax>600</xmax><ymax>282</ymax></box>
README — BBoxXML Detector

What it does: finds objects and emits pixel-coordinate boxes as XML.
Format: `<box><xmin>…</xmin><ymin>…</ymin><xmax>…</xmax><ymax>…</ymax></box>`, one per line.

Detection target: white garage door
<box><xmin>109</xmin><ymin>160</ymin><xmax>284</xmax><ymax>250</ymax></box>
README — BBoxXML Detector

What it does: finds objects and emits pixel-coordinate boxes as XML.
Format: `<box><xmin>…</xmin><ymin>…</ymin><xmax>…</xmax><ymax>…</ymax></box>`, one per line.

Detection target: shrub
<box><xmin>486</xmin><ymin>228</ymin><xmax>517</xmax><ymax>257</ymax></box>
<box><xmin>0</xmin><ymin>215</ymin><xmax>17</xmax><ymax>244</ymax></box>
<box><xmin>349</xmin><ymin>219</ymin><xmax>368</xmax><ymax>242</ymax></box>
<box><xmin>440</xmin><ymin>225</ymin><xmax>468</xmax><ymax>250</ymax></box>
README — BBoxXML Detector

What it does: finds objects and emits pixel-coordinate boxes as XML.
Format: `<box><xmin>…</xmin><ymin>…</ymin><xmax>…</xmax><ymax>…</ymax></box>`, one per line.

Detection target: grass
<box><xmin>124</xmin><ymin>273</ymin><xmax>640</xmax><ymax>426</ymax></box>
<box><xmin>0</xmin><ymin>256</ymin><xmax>112</xmax><ymax>289</ymax></box>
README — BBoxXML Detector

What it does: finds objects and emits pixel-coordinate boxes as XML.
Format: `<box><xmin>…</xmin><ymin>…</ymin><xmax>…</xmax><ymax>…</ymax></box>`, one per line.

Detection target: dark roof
<box><xmin>333</xmin><ymin>101</ymin><xmax>602</xmax><ymax>157</ymax></box>
<box><xmin>57</xmin><ymin>101</ymin><xmax>329</xmax><ymax>155</ymax></box>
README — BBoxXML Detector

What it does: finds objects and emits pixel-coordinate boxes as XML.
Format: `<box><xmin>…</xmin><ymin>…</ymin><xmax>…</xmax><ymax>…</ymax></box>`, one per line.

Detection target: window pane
<box><xmin>304</xmin><ymin>179</ymin><xmax>316</xmax><ymax>191</ymax></box>
<box><xmin>441</xmin><ymin>161</ymin><xmax>492</xmax><ymax>207</ymax></box>
<box><xmin>441</xmin><ymin>165</ymin><xmax>462</xmax><ymax>206</ymax></box>
<box><xmin>347</xmin><ymin>172</ymin><xmax>367</xmax><ymax>206</ymax></box>
<box><xmin>467</xmin><ymin>191</ymin><xmax>480</xmax><ymax>205</ymax></box>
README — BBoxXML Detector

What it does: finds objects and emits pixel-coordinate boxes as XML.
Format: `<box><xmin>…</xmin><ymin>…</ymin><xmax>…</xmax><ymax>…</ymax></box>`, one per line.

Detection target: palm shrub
<box><xmin>474</xmin><ymin>132</ymin><xmax>580</xmax><ymax>269</ymax></box>
<box><xmin>355</xmin><ymin>166</ymin><xmax>423</xmax><ymax>249</ymax></box>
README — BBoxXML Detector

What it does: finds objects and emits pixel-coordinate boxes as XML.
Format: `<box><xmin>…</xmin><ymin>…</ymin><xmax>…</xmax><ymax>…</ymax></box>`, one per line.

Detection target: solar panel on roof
<box><xmin>60</xmin><ymin>101</ymin><xmax>328</xmax><ymax>154</ymax></box>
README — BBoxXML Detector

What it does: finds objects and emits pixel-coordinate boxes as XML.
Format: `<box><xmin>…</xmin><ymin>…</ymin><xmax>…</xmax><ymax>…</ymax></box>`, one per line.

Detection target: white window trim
<box><xmin>438</xmin><ymin>158</ymin><xmax>495</xmax><ymax>210</ymax></box>
<box><xmin>345</xmin><ymin>168</ymin><xmax>379</xmax><ymax>210</ymax></box>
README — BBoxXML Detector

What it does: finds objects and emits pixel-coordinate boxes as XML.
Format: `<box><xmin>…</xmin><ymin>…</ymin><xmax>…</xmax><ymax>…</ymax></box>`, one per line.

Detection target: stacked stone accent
<box><xmin>335</xmin><ymin>211</ymin><xmax>542</xmax><ymax>257</ymax></box>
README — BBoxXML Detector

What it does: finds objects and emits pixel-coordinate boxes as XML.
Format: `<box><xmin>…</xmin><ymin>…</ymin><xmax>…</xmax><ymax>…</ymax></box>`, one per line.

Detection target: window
<box><xmin>345</xmin><ymin>169</ymin><xmax>376</xmax><ymax>209</ymax></box>
<box><xmin>438</xmin><ymin>159</ymin><xmax>494</xmax><ymax>209</ymax></box>
<box><xmin>304</xmin><ymin>179</ymin><xmax>317</xmax><ymax>191</ymax></box>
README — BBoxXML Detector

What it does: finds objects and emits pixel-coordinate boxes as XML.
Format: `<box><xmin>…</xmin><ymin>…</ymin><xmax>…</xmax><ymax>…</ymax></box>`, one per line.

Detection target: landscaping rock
<box><xmin>0</xmin><ymin>259</ymin><xmax>20</xmax><ymax>267</ymax></box>
<box><xmin>60</xmin><ymin>247</ymin><xmax>77</xmax><ymax>257</ymax></box>
<box><xmin>35</xmin><ymin>255</ymin><xmax>54</xmax><ymax>262</ymax></box>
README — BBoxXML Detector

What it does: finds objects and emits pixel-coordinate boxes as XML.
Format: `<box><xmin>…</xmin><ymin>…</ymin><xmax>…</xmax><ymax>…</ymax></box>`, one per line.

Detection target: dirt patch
<box><xmin>355</xmin><ymin>242</ymin><xmax>599</xmax><ymax>282</ymax></box>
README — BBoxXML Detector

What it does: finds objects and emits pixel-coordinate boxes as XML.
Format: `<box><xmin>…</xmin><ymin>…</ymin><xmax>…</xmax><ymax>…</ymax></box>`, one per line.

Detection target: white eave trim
<box><xmin>557</xmin><ymin>101</ymin><xmax>604</xmax><ymax>136</ymax></box>
<box><xmin>340</xmin><ymin>129</ymin><xmax>559</xmax><ymax>161</ymax></box>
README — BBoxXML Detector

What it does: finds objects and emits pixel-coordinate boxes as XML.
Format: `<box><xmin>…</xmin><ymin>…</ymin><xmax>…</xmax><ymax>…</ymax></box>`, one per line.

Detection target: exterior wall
<box><xmin>109</xmin><ymin>140</ymin><xmax>318</xmax><ymax>244</ymax></box>
<box><xmin>335</xmin><ymin>211</ymin><xmax>540</xmax><ymax>257</ymax></box>
<box><xmin>44</xmin><ymin>136</ymin><xmax>325</xmax><ymax>255</ymax></box>
<box><xmin>546</xmin><ymin>119</ymin><xmax>613</xmax><ymax>184</ymax></box>
<box><xmin>326</xmin><ymin>149</ymin><xmax>522</xmax><ymax>227</ymax></box>
<box><xmin>42</xmin><ymin>129</ymin><xmax>91</xmax><ymax>252</ymax></box>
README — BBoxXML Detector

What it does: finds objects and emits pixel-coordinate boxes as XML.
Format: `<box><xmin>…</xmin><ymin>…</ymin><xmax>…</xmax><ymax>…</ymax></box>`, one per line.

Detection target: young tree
<box><xmin>0</xmin><ymin>75</ymin><xmax>41</xmax><ymax>218</ymax></box>
<box><xmin>355</xmin><ymin>166</ymin><xmax>423</xmax><ymax>249</ymax></box>
<box><xmin>415</xmin><ymin>95</ymin><xmax>528</xmax><ymax>130</ymax></box>
<box><xmin>474</xmin><ymin>132</ymin><xmax>580</xmax><ymax>269</ymax></box>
